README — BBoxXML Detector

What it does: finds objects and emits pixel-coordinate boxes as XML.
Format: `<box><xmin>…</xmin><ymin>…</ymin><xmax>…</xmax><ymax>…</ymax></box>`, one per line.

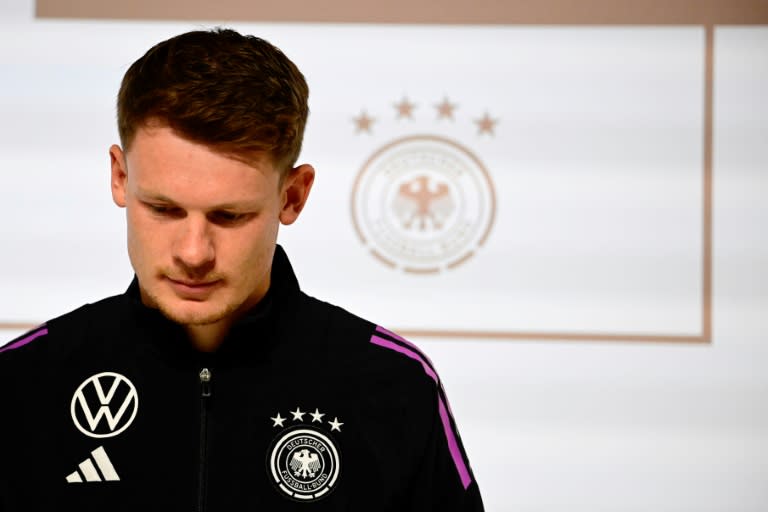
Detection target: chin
<box><xmin>159</xmin><ymin>306</ymin><xmax>227</xmax><ymax>326</ymax></box>
<box><xmin>155</xmin><ymin>296</ymin><xmax>239</xmax><ymax>327</ymax></box>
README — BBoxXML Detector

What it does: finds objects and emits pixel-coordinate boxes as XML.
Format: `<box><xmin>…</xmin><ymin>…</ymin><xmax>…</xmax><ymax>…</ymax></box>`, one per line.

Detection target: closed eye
<box><xmin>208</xmin><ymin>210</ymin><xmax>252</xmax><ymax>226</ymax></box>
<box><xmin>145</xmin><ymin>202</ymin><xmax>184</xmax><ymax>218</ymax></box>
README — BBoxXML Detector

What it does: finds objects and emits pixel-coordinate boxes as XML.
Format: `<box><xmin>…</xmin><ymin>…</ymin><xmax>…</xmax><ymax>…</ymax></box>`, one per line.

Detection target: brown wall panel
<box><xmin>35</xmin><ymin>0</ymin><xmax>768</xmax><ymax>24</ymax></box>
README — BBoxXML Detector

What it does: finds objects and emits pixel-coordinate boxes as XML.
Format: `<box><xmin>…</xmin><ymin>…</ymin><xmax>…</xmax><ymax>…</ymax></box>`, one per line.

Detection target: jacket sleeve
<box><xmin>368</xmin><ymin>325</ymin><xmax>483</xmax><ymax>510</ymax></box>
<box><xmin>406</xmin><ymin>381</ymin><xmax>484</xmax><ymax>511</ymax></box>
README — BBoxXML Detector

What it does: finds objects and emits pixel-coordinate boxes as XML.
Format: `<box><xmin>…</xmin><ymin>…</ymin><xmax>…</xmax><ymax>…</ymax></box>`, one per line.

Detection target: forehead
<box><xmin>125</xmin><ymin>125</ymin><xmax>279</xmax><ymax>204</ymax></box>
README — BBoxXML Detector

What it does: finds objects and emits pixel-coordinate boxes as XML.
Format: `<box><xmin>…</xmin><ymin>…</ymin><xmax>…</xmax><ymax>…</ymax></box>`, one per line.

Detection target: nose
<box><xmin>173</xmin><ymin>216</ymin><xmax>215</xmax><ymax>275</ymax></box>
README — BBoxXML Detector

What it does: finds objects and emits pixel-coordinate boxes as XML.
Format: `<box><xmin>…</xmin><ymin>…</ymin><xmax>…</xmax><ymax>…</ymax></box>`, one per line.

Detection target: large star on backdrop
<box><xmin>353</xmin><ymin>111</ymin><xmax>375</xmax><ymax>133</ymax></box>
<box><xmin>394</xmin><ymin>97</ymin><xmax>416</xmax><ymax>119</ymax></box>
<box><xmin>475</xmin><ymin>112</ymin><xmax>498</xmax><ymax>136</ymax></box>
<box><xmin>435</xmin><ymin>97</ymin><xmax>457</xmax><ymax>120</ymax></box>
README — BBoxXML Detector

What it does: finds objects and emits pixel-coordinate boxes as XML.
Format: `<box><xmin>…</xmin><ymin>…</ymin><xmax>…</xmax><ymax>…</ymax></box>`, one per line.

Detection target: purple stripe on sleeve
<box><xmin>376</xmin><ymin>325</ymin><xmax>422</xmax><ymax>350</ymax></box>
<box><xmin>370</xmin><ymin>332</ymin><xmax>473</xmax><ymax>489</ymax></box>
<box><xmin>0</xmin><ymin>328</ymin><xmax>49</xmax><ymax>354</ymax></box>
<box><xmin>376</xmin><ymin>325</ymin><xmax>408</xmax><ymax>343</ymax></box>
<box><xmin>375</xmin><ymin>325</ymin><xmax>436</xmax><ymax>366</ymax></box>
<box><xmin>439</xmin><ymin>396</ymin><xmax>472</xmax><ymax>489</ymax></box>
<box><xmin>371</xmin><ymin>335</ymin><xmax>438</xmax><ymax>383</ymax></box>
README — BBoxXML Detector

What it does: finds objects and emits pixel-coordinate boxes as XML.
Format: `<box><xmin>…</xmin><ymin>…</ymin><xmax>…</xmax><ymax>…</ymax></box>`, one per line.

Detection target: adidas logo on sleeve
<box><xmin>65</xmin><ymin>446</ymin><xmax>120</xmax><ymax>483</ymax></box>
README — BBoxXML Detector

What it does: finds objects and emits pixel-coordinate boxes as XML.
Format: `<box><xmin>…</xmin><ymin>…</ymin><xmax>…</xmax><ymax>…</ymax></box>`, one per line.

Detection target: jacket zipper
<box><xmin>198</xmin><ymin>368</ymin><xmax>212</xmax><ymax>512</ymax></box>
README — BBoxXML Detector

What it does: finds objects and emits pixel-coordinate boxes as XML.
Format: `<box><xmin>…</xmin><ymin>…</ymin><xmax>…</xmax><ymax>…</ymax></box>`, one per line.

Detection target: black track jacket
<box><xmin>0</xmin><ymin>246</ymin><xmax>483</xmax><ymax>511</ymax></box>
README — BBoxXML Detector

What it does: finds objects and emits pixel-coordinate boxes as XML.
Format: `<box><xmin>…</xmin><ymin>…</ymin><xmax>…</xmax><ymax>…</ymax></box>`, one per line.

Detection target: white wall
<box><xmin>1</xmin><ymin>1</ymin><xmax>766</xmax><ymax>509</ymax></box>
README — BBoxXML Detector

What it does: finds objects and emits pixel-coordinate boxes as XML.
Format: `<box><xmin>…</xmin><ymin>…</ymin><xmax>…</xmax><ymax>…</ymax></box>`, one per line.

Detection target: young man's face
<box><xmin>109</xmin><ymin>124</ymin><xmax>313</xmax><ymax>327</ymax></box>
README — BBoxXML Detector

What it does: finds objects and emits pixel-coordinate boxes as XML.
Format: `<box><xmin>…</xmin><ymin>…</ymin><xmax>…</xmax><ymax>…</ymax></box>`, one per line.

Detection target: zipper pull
<box><xmin>200</xmin><ymin>368</ymin><xmax>212</xmax><ymax>398</ymax></box>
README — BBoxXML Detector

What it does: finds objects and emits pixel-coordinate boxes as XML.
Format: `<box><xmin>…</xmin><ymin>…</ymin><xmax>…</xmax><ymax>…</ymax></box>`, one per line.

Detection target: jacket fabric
<box><xmin>0</xmin><ymin>246</ymin><xmax>483</xmax><ymax>511</ymax></box>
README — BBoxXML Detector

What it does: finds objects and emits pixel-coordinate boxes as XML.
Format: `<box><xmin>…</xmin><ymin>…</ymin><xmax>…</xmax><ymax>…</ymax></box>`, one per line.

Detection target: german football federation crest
<box><xmin>267</xmin><ymin>407</ymin><xmax>342</xmax><ymax>501</ymax></box>
<box><xmin>351</xmin><ymin>96</ymin><xmax>497</xmax><ymax>274</ymax></box>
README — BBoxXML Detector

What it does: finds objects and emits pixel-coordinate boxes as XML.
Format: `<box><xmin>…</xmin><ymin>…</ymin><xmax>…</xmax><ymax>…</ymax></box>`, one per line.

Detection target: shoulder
<box><xmin>0</xmin><ymin>294</ymin><xmax>126</xmax><ymax>366</ymax></box>
<box><xmin>297</xmin><ymin>292</ymin><xmax>441</xmax><ymax>392</ymax></box>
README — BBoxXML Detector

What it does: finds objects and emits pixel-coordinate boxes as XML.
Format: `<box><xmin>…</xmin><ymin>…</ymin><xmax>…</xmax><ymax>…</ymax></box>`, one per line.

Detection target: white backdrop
<box><xmin>1</xmin><ymin>1</ymin><xmax>767</xmax><ymax>510</ymax></box>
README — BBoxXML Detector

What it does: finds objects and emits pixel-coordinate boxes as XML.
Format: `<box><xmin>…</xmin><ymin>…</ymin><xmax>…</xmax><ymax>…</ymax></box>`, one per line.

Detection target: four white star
<box><xmin>328</xmin><ymin>417</ymin><xmax>344</xmax><ymax>432</ymax></box>
<box><xmin>272</xmin><ymin>408</ymin><xmax>343</xmax><ymax>432</ymax></box>
<box><xmin>270</xmin><ymin>413</ymin><xmax>286</xmax><ymax>428</ymax></box>
<box><xmin>310</xmin><ymin>408</ymin><xmax>325</xmax><ymax>423</ymax></box>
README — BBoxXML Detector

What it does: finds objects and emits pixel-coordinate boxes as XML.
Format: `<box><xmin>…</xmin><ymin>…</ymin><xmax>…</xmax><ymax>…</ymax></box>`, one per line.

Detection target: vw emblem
<box><xmin>70</xmin><ymin>372</ymin><xmax>139</xmax><ymax>438</ymax></box>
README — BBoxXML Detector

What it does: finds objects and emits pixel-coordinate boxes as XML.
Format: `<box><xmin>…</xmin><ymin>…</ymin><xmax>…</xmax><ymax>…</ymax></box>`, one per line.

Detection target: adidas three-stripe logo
<box><xmin>65</xmin><ymin>446</ymin><xmax>120</xmax><ymax>483</ymax></box>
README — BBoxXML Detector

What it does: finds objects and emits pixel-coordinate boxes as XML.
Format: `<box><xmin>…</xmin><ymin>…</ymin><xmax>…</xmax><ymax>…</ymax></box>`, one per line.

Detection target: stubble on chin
<box><xmin>166</xmin><ymin>301</ymin><xmax>242</xmax><ymax>326</ymax></box>
<box><xmin>145</xmin><ymin>288</ymin><xmax>239</xmax><ymax>327</ymax></box>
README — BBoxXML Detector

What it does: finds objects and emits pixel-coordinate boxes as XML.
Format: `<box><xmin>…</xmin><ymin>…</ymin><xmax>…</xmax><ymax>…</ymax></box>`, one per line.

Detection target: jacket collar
<box><xmin>122</xmin><ymin>245</ymin><xmax>301</xmax><ymax>362</ymax></box>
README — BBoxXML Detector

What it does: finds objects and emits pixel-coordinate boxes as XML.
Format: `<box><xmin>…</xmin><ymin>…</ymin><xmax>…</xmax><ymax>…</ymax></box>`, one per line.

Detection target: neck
<box><xmin>181</xmin><ymin>279</ymin><xmax>271</xmax><ymax>352</ymax></box>
<box><xmin>184</xmin><ymin>321</ymin><xmax>234</xmax><ymax>352</ymax></box>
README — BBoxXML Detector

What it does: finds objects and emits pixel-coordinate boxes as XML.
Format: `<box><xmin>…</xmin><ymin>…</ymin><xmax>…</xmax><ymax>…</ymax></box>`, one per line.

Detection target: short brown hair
<box><xmin>117</xmin><ymin>28</ymin><xmax>309</xmax><ymax>173</ymax></box>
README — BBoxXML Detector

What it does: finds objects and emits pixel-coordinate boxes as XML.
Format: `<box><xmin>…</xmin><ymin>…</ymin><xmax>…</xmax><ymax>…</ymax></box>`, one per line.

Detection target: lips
<box><xmin>165</xmin><ymin>277</ymin><xmax>222</xmax><ymax>298</ymax></box>
<box><xmin>169</xmin><ymin>278</ymin><xmax>218</xmax><ymax>287</ymax></box>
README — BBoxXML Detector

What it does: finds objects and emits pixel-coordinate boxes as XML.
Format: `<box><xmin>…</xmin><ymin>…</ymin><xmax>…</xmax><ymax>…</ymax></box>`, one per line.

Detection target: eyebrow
<box><xmin>136</xmin><ymin>190</ymin><xmax>258</xmax><ymax>211</ymax></box>
<box><xmin>137</xmin><ymin>191</ymin><xmax>175</xmax><ymax>203</ymax></box>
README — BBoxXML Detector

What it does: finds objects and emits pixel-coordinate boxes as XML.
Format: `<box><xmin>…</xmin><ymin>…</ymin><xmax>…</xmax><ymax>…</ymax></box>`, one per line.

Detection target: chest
<box><xmin>4</xmin><ymin>358</ymin><xmax>415</xmax><ymax>511</ymax></box>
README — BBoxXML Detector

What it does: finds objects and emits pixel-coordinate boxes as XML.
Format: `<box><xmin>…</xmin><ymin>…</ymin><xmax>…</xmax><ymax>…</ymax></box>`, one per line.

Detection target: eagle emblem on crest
<box><xmin>291</xmin><ymin>449</ymin><xmax>321</xmax><ymax>478</ymax></box>
<box><xmin>394</xmin><ymin>175</ymin><xmax>456</xmax><ymax>232</ymax></box>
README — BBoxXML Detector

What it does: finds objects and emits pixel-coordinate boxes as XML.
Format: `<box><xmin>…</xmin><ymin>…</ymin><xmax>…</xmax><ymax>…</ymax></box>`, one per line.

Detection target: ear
<box><xmin>279</xmin><ymin>164</ymin><xmax>315</xmax><ymax>225</ymax></box>
<box><xmin>110</xmin><ymin>144</ymin><xmax>128</xmax><ymax>208</ymax></box>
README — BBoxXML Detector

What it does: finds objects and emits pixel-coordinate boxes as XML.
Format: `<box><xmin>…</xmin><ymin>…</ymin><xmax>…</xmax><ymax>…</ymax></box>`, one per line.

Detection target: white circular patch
<box><xmin>351</xmin><ymin>135</ymin><xmax>496</xmax><ymax>273</ymax></box>
<box><xmin>70</xmin><ymin>372</ymin><xmax>138</xmax><ymax>438</ymax></box>
<box><xmin>268</xmin><ymin>428</ymin><xmax>340</xmax><ymax>501</ymax></box>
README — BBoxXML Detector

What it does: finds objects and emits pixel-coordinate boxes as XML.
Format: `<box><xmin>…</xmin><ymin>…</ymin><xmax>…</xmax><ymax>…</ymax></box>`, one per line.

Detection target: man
<box><xmin>0</xmin><ymin>28</ymin><xmax>483</xmax><ymax>511</ymax></box>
